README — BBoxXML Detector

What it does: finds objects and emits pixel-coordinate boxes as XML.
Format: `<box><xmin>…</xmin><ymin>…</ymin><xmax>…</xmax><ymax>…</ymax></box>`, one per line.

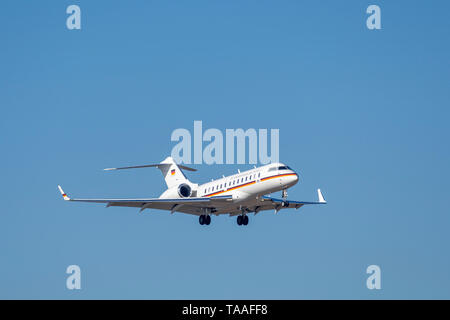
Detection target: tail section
<box><xmin>103</xmin><ymin>156</ymin><xmax>196</xmax><ymax>189</ymax></box>
<box><xmin>158</xmin><ymin>157</ymin><xmax>190</xmax><ymax>188</ymax></box>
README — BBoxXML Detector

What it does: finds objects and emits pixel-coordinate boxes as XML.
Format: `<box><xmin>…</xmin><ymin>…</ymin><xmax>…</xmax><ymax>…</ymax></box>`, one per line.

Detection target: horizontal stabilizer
<box><xmin>104</xmin><ymin>157</ymin><xmax>196</xmax><ymax>189</ymax></box>
<box><xmin>104</xmin><ymin>163</ymin><xmax>196</xmax><ymax>172</ymax></box>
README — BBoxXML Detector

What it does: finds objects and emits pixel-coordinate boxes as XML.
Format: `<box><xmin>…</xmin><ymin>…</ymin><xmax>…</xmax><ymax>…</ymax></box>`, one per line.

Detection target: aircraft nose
<box><xmin>286</xmin><ymin>172</ymin><xmax>299</xmax><ymax>186</ymax></box>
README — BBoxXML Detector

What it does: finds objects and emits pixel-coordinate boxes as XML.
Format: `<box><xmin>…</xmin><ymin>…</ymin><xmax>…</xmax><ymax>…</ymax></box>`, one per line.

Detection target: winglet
<box><xmin>317</xmin><ymin>189</ymin><xmax>326</xmax><ymax>203</ymax></box>
<box><xmin>58</xmin><ymin>185</ymin><xmax>70</xmax><ymax>201</ymax></box>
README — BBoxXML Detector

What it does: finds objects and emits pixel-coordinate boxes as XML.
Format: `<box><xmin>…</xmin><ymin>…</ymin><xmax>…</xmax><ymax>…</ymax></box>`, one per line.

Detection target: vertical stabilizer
<box><xmin>158</xmin><ymin>157</ymin><xmax>190</xmax><ymax>188</ymax></box>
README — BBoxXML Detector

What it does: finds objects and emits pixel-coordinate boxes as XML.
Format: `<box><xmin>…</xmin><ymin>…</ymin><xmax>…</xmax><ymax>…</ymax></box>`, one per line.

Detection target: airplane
<box><xmin>58</xmin><ymin>156</ymin><xmax>326</xmax><ymax>226</ymax></box>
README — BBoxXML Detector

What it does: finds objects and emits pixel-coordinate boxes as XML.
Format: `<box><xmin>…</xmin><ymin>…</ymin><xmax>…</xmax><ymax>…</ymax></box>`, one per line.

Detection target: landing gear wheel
<box><xmin>199</xmin><ymin>215</ymin><xmax>211</xmax><ymax>225</ymax></box>
<box><xmin>237</xmin><ymin>215</ymin><xmax>248</xmax><ymax>226</ymax></box>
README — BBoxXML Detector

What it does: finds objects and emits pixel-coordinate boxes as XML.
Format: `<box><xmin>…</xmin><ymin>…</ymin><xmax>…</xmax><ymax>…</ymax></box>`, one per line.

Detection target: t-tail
<box><xmin>104</xmin><ymin>156</ymin><xmax>196</xmax><ymax>188</ymax></box>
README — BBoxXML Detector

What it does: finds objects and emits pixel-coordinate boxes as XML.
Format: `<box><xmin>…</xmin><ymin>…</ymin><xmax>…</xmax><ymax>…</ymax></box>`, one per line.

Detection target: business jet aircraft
<box><xmin>58</xmin><ymin>156</ymin><xmax>326</xmax><ymax>226</ymax></box>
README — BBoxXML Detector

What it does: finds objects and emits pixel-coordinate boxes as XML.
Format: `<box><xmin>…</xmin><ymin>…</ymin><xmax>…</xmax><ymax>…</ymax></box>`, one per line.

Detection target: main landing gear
<box><xmin>237</xmin><ymin>215</ymin><xmax>249</xmax><ymax>226</ymax></box>
<box><xmin>199</xmin><ymin>215</ymin><xmax>211</xmax><ymax>225</ymax></box>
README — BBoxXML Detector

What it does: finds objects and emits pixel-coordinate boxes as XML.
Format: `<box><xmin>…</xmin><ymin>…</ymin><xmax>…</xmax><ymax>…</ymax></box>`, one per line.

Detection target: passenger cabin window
<box><xmin>268</xmin><ymin>167</ymin><xmax>277</xmax><ymax>172</ymax></box>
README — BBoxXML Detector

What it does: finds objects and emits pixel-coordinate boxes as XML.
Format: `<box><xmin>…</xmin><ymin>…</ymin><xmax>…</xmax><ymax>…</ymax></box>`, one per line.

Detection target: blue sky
<box><xmin>1</xmin><ymin>0</ymin><xmax>449</xmax><ymax>299</ymax></box>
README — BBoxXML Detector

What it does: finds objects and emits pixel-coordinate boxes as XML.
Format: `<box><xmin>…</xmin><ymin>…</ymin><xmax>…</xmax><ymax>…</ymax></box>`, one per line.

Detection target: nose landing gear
<box><xmin>282</xmin><ymin>189</ymin><xmax>288</xmax><ymax>200</ymax></box>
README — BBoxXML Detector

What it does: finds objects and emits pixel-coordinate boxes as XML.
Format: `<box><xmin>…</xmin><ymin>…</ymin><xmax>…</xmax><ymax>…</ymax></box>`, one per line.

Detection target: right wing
<box><xmin>57</xmin><ymin>185</ymin><xmax>231</xmax><ymax>213</ymax></box>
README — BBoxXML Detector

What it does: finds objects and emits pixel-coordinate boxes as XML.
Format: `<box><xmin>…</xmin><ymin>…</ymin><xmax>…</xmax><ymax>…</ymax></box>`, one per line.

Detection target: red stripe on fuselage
<box><xmin>260</xmin><ymin>173</ymin><xmax>297</xmax><ymax>181</ymax></box>
<box><xmin>202</xmin><ymin>173</ymin><xmax>297</xmax><ymax>197</ymax></box>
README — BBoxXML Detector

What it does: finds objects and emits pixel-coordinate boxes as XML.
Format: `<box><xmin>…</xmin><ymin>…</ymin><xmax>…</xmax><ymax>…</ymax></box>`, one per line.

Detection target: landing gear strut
<box><xmin>237</xmin><ymin>215</ymin><xmax>249</xmax><ymax>226</ymax></box>
<box><xmin>199</xmin><ymin>215</ymin><xmax>211</xmax><ymax>225</ymax></box>
<box><xmin>282</xmin><ymin>189</ymin><xmax>288</xmax><ymax>200</ymax></box>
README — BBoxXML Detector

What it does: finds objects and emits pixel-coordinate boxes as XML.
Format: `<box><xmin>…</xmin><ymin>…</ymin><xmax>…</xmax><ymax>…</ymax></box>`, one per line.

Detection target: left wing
<box><xmin>259</xmin><ymin>189</ymin><xmax>326</xmax><ymax>212</ymax></box>
<box><xmin>57</xmin><ymin>185</ymin><xmax>231</xmax><ymax>214</ymax></box>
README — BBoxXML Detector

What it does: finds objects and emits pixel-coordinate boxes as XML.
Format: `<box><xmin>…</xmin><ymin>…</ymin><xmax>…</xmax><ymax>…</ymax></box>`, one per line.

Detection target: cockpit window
<box><xmin>278</xmin><ymin>166</ymin><xmax>292</xmax><ymax>171</ymax></box>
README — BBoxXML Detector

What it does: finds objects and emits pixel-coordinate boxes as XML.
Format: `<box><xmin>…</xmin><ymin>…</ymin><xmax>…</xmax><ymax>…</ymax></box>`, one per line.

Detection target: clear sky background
<box><xmin>1</xmin><ymin>1</ymin><xmax>449</xmax><ymax>299</ymax></box>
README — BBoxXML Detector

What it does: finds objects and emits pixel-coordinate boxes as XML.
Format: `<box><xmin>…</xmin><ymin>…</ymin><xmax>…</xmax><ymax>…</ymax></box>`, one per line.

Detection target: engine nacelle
<box><xmin>159</xmin><ymin>182</ymin><xmax>197</xmax><ymax>199</ymax></box>
<box><xmin>177</xmin><ymin>183</ymin><xmax>192</xmax><ymax>198</ymax></box>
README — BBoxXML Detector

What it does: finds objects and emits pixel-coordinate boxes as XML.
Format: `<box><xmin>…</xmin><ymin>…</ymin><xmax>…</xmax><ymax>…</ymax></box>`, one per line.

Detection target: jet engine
<box><xmin>177</xmin><ymin>183</ymin><xmax>192</xmax><ymax>198</ymax></box>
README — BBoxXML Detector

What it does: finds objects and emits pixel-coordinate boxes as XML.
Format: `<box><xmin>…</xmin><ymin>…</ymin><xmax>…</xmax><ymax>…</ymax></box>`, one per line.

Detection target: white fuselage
<box><xmin>157</xmin><ymin>162</ymin><xmax>299</xmax><ymax>216</ymax></box>
<box><xmin>198</xmin><ymin>163</ymin><xmax>298</xmax><ymax>202</ymax></box>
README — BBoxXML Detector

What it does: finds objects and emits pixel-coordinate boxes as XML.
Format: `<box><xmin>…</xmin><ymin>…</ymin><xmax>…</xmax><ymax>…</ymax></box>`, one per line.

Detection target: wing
<box><xmin>253</xmin><ymin>189</ymin><xmax>326</xmax><ymax>214</ymax></box>
<box><xmin>57</xmin><ymin>185</ymin><xmax>231</xmax><ymax>214</ymax></box>
<box><xmin>262</xmin><ymin>188</ymin><xmax>325</xmax><ymax>206</ymax></box>
<box><xmin>225</xmin><ymin>189</ymin><xmax>327</xmax><ymax>216</ymax></box>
